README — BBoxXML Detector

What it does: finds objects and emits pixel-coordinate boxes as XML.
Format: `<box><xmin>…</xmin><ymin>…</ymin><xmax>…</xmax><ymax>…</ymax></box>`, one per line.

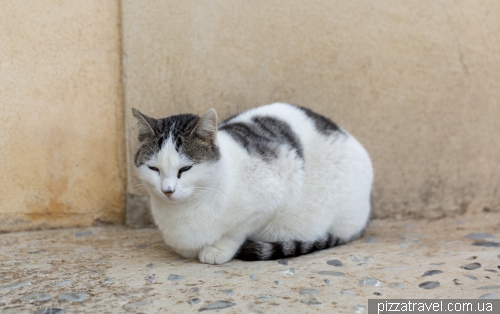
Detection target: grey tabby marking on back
<box><xmin>296</xmin><ymin>106</ymin><xmax>341</xmax><ymax>134</ymax></box>
<box><xmin>219</xmin><ymin>115</ymin><xmax>303</xmax><ymax>160</ymax></box>
<box><xmin>132</xmin><ymin>109</ymin><xmax>220</xmax><ymax>166</ymax></box>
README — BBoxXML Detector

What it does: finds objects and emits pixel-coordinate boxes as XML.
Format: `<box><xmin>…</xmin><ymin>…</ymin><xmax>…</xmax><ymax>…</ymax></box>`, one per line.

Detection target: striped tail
<box><xmin>234</xmin><ymin>234</ymin><xmax>347</xmax><ymax>261</ymax></box>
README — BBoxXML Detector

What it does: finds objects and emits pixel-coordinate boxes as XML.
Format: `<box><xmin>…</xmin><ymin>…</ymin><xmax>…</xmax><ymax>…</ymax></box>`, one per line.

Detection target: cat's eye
<box><xmin>177</xmin><ymin>166</ymin><xmax>192</xmax><ymax>178</ymax></box>
<box><xmin>148</xmin><ymin>166</ymin><xmax>160</xmax><ymax>173</ymax></box>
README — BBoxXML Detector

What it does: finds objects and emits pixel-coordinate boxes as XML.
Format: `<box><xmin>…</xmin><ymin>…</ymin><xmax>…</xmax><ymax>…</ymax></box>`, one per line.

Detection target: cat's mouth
<box><xmin>162</xmin><ymin>193</ymin><xmax>181</xmax><ymax>203</ymax></box>
<box><xmin>164</xmin><ymin>195</ymin><xmax>176</xmax><ymax>201</ymax></box>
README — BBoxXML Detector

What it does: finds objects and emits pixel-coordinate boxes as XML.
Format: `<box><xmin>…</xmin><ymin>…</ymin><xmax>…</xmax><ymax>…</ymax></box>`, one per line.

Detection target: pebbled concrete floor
<box><xmin>1</xmin><ymin>213</ymin><xmax>499</xmax><ymax>314</ymax></box>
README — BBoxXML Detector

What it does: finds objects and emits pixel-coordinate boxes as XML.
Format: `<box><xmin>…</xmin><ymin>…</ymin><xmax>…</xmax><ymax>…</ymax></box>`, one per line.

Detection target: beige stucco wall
<box><xmin>123</xmin><ymin>0</ymin><xmax>500</xmax><ymax>221</ymax></box>
<box><xmin>2</xmin><ymin>1</ymin><xmax>498</xmax><ymax>232</ymax></box>
<box><xmin>0</xmin><ymin>1</ymin><xmax>125</xmax><ymax>231</ymax></box>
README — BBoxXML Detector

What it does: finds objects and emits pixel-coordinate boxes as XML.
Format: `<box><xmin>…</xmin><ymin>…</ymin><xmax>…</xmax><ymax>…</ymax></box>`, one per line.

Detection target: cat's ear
<box><xmin>132</xmin><ymin>108</ymin><xmax>158</xmax><ymax>141</ymax></box>
<box><xmin>191</xmin><ymin>108</ymin><xmax>218</xmax><ymax>141</ymax></box>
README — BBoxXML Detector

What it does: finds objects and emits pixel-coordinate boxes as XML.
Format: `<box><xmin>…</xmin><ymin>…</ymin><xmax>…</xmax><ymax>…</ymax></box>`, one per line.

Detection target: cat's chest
<box><xmin>151</xmin><ymin>201</ymin><xmax>222</xmax><ymax>249</ymax></box>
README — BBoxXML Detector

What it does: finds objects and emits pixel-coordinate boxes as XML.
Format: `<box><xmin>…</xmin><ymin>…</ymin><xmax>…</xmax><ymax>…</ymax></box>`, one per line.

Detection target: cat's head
<box><xmin>132</xmin><ymin>108</ymin><xmax>220</xmax><ymax>203</ymax></box>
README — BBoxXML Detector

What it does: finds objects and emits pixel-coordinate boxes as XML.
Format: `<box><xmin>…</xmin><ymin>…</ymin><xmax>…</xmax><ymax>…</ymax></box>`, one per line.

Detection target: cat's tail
<box><xmin>234</xmin><ymin>234</ymin><xmax>348</xmax><ymax>261</ymax></box>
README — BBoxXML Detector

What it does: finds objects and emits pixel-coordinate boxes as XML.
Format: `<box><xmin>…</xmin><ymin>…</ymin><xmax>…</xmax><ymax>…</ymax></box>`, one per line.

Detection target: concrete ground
<box><xmin>1</xmin><ymin>213</ymin><xmax>499</xmax><ymax>314</ymax></box>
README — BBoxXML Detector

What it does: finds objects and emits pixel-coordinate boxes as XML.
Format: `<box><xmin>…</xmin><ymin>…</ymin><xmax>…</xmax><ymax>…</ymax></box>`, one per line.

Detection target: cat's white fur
<box><xmin>136</xmin><ymin>103</ymin><xmax>373</xmax><ymax>264</ymax></box>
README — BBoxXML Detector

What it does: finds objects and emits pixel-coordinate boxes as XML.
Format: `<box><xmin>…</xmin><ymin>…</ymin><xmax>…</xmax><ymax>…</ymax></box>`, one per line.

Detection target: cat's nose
<box><xmin>163</xmin><ymin>189</ymin><xmax>175</xmax><ymax>197</ymax></box>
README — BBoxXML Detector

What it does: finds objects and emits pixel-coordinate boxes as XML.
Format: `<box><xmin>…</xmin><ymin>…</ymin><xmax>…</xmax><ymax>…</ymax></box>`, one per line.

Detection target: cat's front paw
<box><xmin>198</xmin><ymin>245</ymin><xmax>233</xmax><ymax>264</ymax></box>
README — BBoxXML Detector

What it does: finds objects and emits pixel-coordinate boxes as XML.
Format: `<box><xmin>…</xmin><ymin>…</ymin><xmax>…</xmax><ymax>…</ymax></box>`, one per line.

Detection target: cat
<box><xmin>132</xmin><ymin>103</ymin><xmax>373</xmax><ymax>264</ymax></box>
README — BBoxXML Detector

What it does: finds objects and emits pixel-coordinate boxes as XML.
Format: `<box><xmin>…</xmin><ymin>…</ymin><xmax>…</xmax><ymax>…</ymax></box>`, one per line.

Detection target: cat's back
<box><xmin>216</xmin><ymin>102</ymin><xmax>371</xmax><ymax>189</ymax></box>
<box><xmin>219</xmin><ymin>103</ymin><xmax>331</xmax><ymax>134</ymax></box>
<box><xmin>217</xmin><ymin>103</ymin><xmax>348</xmax><ymax>160</ymax></box>
<box><xmin>218</xmin><ymin>103</ymin><xmax>372</xmax><ymax>199</ymax></box>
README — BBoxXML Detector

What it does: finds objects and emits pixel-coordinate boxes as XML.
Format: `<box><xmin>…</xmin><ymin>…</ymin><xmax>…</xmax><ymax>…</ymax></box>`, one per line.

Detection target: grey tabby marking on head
<box><xmin>132</xmin><ymin>108</ymin><xmax>219</xmax><ymax>166</ymax></box>
<box><xmin>132</xmin><ymin>103</ymin><xmax>373</xmax><ymax>264</ymax></box>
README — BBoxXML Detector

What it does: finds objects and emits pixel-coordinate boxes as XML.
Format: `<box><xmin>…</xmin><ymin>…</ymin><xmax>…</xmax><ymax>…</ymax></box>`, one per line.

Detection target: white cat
<box><xmin>132</xmin><ymin>103</ymin><xmax>373</xmax><ymax>264</ymax></box>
